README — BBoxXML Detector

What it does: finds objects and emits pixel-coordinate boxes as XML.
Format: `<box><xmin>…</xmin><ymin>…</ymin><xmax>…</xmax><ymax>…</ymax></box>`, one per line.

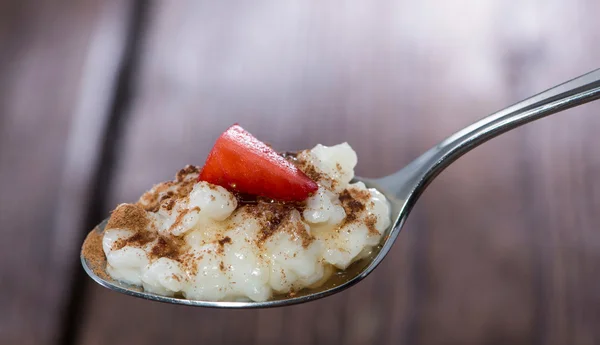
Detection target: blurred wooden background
<box><xmin>1</xmin><ymin>0</ymin><xmax>600</xmax><ymax>344</ymax></box>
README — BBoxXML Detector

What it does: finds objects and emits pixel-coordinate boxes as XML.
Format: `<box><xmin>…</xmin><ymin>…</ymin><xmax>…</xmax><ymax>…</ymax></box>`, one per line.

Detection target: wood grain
<box><xmin>47</xmin><ymin>0</ymin><xmax>600</xmax><ymax>344</ymax></box>
<box><xmin>411</xmin><ymin>2</ymin><xmax>600</xmax><ymax>343</ymax></box>
<box><xmin>0</xmin><ymin>1</ymin><xmax>130</xmax><ymax>344</ymax></box>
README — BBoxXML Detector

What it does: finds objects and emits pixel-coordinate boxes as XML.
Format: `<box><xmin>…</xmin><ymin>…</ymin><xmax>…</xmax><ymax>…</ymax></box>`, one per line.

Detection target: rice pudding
<box><xmin>101</xmin><ymin>126</ymin><xmax>391</xmax><ymax>302</ymax></box>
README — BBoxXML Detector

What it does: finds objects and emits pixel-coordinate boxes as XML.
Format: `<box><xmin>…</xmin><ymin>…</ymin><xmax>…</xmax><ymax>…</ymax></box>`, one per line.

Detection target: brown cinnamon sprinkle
<box><xmin>167</xmin><ymin>207</ymin><xmax>201</xmax><ymax>233</ymax></box>
<box><xmin>280</xmin><ymin>268</ymin><xmax>287</xmax><ymax>280</ymax></box>
<box><xmin>103</xmin><ymin>199</ymin><xmax>189</xmax><ymax>262</ymax></box>
<box><xmin>234</xmin><ymin>192</ymin><xmax>306</xmax><ymax>213</ymax></box>
<box><xmin>81</xmin><ymin>228</ymin><xmax>110</xmax><ymax>281</ymax></box>
<box><xmin>137</xmin><ymin>165</ymin><xmax>200</xmax><ymax>213</ymax></box>
<box><xmin>295</xmin><ymin>160</ymin><xmax>325</xmax><ymax>183</ymax></box>
<box><xmin>176</xmin><ymin>165</ymin><xmax>199</xmax><ymax>182</ymax></box>
<box><xmin>150</xmin><ymin>236</ymin><xmax>184</xmax><ymax>260</ymax></box>
<box><xmin>162</xmin><ymin>199</ymin><xmax>175</xmax><ymax>211</ymax></box>
<box><xmin>216</xmin><ymin>236</ymin><xmax>232</xmax><ymax>254</ymax></box>
<box><xmin>338</xmin><ymin>188</ymin><xmax>371</xmax><ymax>227</ymax></box>
<box><xmin>113</xmin><ymin>231</ymin><xmax>156</xmax><ymax>251</ymax></box>
<box><xmin>365</xmin><ymin>214</ymin><xmax>379</xmax><ymax>236</ymax></box>
<box><xmin>160</xmin><ymin>191</ymin><xmax>175</xmax><ymax>202</ymax></box>
<box><xmin>248</xmin><ymin>203</ymin><xmax>288</xmax><ymax>242</ymax></box>
<box><xmin>138</xmin><ymin>187</ymin><xmax>162</xmax><ymax>212</ymax></box>
<box><xmin>289</xmin><ymin>151</ymin><xmax>344</xmax><ymax>191</ymax></box>
<box><xmin>284</xmin><ymin>150</ymin><xmax>324</xmax><ymax>181</ymax></box>
<box><xmin>106</xmin><ymin>204</ymin><xmax>162</xmax><ymax>252</ymax></box>
<box><xmin>178</xmin><ymin>252</ymin><xmax>200</xmax><ymax>275</ymax></box>
<box><xmin>243</xmin><ymin>202</ymin><xmax>315</xmax><ymax>248</ymax></box>
<box><xmin>107</xmin><ymin>204</ymin><xmax>149</xmax><ymax>234</ymax></box>
<box><xmin>218</xmin><ymin>236</ymin><xmax>232</xmax><ymax>246</ymax></box>
<box><xmin>294</xmin><ymin>222</ymin><xmax>314</xmax><ymax>248</ymax></box>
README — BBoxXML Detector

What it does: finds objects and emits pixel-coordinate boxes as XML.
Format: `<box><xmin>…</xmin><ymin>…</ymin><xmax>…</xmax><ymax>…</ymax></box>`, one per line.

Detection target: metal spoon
<box><xmin>82</xmin><ymin>68</ymin><xmax>600</xmax><ymax>308</ymax></box>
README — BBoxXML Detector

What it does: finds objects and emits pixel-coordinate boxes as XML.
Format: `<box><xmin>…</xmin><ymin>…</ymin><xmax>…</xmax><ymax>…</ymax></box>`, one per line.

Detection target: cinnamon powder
<box><xmin>81</xmin><ymin>228</ymin><xmax>110</xmax><ymax>281</ymax></box>
<box><xmin>137</xmin><ymin>165</ymin><xmax>200</xmax><ymax>213</ymax></box>
<box><xmin>106</xmin><ymin>203</ymin><xmax>149</xmax><ymax>234</ymax></box>
<box><xmin>242</xmin><ymin>202</ymin><xmax>315</xmax><ymax>249</ymax></box>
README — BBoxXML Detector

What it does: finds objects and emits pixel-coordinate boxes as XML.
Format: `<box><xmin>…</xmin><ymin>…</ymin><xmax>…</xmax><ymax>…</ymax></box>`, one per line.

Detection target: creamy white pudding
<box><xmin>102</xmin><ymin>143</ymin><xmax>391</xmax><ymax>302</ymax></box>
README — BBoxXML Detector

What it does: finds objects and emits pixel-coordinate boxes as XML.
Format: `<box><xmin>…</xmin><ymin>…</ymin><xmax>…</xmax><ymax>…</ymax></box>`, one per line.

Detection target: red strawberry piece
<box><xmin>199</xmin><ymin>124</ymin><xmax>318</xmax><ymax>201</ymax></box>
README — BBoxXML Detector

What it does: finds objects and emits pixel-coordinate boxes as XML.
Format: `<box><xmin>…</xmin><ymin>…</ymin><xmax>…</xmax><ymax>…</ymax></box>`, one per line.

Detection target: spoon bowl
<box><xmin>81</xmin><ymin>192</ymin><xmax>400</xmax><ymax>308</ymax></box>
<box><xmin>82</xmin><ymin>68</ymin><xmax>600</xmax><ymax>308</ymax></box>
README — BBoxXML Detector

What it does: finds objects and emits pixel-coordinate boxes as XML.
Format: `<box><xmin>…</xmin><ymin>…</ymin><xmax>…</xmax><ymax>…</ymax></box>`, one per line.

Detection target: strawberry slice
<box><xmin>199</xmin><ymin>124</ymin><xmax>318</xmax><ymax>201</ymax></box>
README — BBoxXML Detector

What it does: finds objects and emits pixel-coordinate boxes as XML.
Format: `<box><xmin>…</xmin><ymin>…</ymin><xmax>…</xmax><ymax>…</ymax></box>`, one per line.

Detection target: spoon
<box><xmin>82</xmin><ymin>68</ymin><xmax>600</xmax><ymax>308</ymax></box>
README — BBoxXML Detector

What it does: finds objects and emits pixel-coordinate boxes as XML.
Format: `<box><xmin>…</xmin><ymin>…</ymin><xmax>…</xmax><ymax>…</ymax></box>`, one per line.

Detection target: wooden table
<box><xmin>2</xmin><ymin>0</ymin><xmax>600</xmax><ymax>344</ymax></box>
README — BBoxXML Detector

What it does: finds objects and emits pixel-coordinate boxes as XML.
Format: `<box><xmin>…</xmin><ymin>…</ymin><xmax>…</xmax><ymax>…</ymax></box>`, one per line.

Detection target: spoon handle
<box><xmin>380</xmin><ymin>68</ymin><xmax>600</xmax><ymax>200</ymax></box>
